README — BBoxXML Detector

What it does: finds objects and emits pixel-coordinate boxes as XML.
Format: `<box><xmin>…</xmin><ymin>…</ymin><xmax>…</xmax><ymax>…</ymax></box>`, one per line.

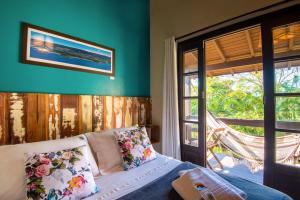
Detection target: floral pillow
<box><xmin>115</xmin><ymin>127</ymin><xmax>156</xmax><ymax>170</ymax></box>
<box><xmin>25</xmin><ymin>146</ymin><xmax>99</xmax><ymax>200</ymax></box>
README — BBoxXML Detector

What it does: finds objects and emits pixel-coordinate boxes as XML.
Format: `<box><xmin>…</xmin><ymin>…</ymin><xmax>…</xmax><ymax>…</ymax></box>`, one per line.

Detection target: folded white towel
<box><xmin>172</xmin><ymin>167</ymin><xmax>247</xmax><ymax>200</ymax></box>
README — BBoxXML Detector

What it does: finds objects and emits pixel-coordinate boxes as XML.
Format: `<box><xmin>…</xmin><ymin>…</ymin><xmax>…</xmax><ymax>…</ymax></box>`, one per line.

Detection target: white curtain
<box><xmin>162</xmin><ymin>37</ymin><xmax>181</xmax><ymax>160</ymax></box>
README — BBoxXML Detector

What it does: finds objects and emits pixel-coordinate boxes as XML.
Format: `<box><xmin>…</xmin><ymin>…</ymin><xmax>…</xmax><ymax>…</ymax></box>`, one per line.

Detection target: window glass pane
<box><xmin>273</xmin><ymin>22</ymin><xmax>300</xmax><ymax>59</ymax></box>
<box><xmin>276</xmin><ymin>97</ymin><xmax>300</xmax><ymax>130</ymax></box>
<box><xmin>184</xmin><ymin>50</ymin><xmax>198</xmax><ymax>73</ymax></box>
<box><xmin>183</xmin><ymin>123</ymin><xmax>198</xmax><ymax>147</ymax></box>
<box><xmin>184</xmin><ymin>99</ymin><xmax>198</xmax><ymax>121</ymax></box>
<box><xmin>184</xmin><ymin>75</ymin><xmax>198</xmax><ymax>97</ymax></box>
<box><xmin>273</xmin><ymin>22</ymin><xmax>300</xmax><ymax>169</ymax></box>
<box><xmin>205</xmin><ymin>26</ymin><xmax>264</xmax><ymax>184</ymax></box>
<box><xmin>275</xmin><ymin>60</ymin><xmax>300</xmax><ymax>93</ymax></box>
<box><xmin>206</xmin><ymin>72</ymin><xmax>264</xmax><ymax>120</ymax></box>
<box><xmin>205</xmin><ymin>26</ymin><xmax>262</xmax><ymax>77</ymax></box>
<box><xmin>276</xmin><ymin>132</ymin><xmax>300</xmax><ymax>167</ymax></box>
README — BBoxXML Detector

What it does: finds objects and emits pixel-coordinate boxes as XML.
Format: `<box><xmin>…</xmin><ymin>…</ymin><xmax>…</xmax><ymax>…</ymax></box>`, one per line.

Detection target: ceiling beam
<box><xmin>289</xmin><ymin>38</ymin><xmax>294</xmax><ymax>50</ymax></box>
<box><xmin>207</xmin><ymin>45</ymin><xmax>300</xmax><ymax>66</ymax></box>
<box><xmin>207</xmin><ymin>50</ymin><xmax>300</xmax><ymax>72</ymax></box>
<box><xmin>212</xmin><ymin>39</ymin><xmax>226</xmax><ymax>62</ymax></box>
<box><xmin>274</xmin><ymin>49</ymin><xmax>300</xmax><ymax>60</ymax></box>
<box><xmin>289</xmin><ymin>26</ymin><xmax>294</xmax><ymax>50</ymax></box>
<box><xmin>258</xmin><ymin>33</ymin><xmax>262</xmax><ymax>48</ymax></box>
<box><xmin>207</xmin><ymin>56</ymin><xmax>261</xmax><ymax>72</ymax></box>
<box><xmin>245</xmin><ymin>30</ymin><xmax>255</xmax><ymax>57</ymax></box>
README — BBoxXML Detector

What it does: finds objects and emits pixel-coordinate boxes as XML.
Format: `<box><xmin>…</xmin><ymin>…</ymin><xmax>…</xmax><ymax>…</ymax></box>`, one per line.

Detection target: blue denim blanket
<box><xmin>119</xmin><ymin>162</ymin><xmax>293</xmax><ymax>200</ymax></box>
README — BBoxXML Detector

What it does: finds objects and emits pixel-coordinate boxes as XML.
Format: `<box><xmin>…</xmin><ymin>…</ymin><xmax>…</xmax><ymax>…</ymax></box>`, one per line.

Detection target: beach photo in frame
<box><xmin>22</xmin><ymin>23</ymin><xmax>115</xmax><ymax>76</ymax></box>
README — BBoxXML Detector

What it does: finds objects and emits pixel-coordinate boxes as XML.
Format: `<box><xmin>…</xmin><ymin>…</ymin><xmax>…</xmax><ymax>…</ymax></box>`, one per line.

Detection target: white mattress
<box><xmin>84</xmin><ymin>154</ymin><xmax>181</xmax><ymax>200</ymax></box>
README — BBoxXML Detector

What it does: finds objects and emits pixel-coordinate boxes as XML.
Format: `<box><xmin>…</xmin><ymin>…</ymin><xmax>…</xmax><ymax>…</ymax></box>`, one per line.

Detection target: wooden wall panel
<box><xmin>26</xmin><ymin>94</ymin><xmax>47</xmax><ymax>142</ymax></box>
<box><xmin>48</xmin><ymin>94</ymin><xmax>60</xmax><ymax>139</ymax></box>
<box><xmin>138</xmin><ymin>97</ymin><xmax>147</xmax><ymax>125</ymax></box>
<box><xmin>132</xmin><ymin>97</ymin><xmax>140</xmax><ymax>125</ymax></box>
<box><xmin>142</xmin><ymin>97</ymin><xmax>152</xmax><ymax>125</ymax></box>
<box><xmin>60</xmin><ymin>95</ymin><xmax>79</xmax><ymax>138</ymax></box>
<box><xmin>114</xmin><ymin>96</ymin><xmax>124</xmax><ymax>128</ymax></box>
<box><xmin>125</xmin><ymin>97</ymin><xmax>133</xmax><ymax>127</ymax></box>
<box><xmin>0</xmin><ymin>92</ymin><xmax>151</xmax><ymax>145</ymax></box>
<box><xmin>104</xmin><ymin>96</ymin><xmax>114</xmax><ymax>130</ymax></box>
<box><xmin>146</xmin><ymin>98</ymin><xmax>152</xmax><ymax>124</ymax></box>
<box><xmin>9</xmin><ymin>93</ymin><xmax>27</xmax><ymax>144</ymax></box>
<box><xmin>92</xmin><ymin>96</ymin><xmax>104</xmax><ymax>131</ymax></box>
<box><xmin>0</xmin><ymin>93</ymin><xmax>8</xmax><ymax>144</ymax></box>
<box><xmin>80</xmin><ymin>95</ymin><xmax>93</xmax><ymax>133</ymax></box>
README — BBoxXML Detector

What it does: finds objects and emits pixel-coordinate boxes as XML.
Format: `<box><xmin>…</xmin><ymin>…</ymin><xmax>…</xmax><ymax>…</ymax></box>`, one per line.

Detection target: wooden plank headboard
<box><xmin>0</xmin><ymin>93</ymin><xmax>151</xmax><ymax>145</ymax></box>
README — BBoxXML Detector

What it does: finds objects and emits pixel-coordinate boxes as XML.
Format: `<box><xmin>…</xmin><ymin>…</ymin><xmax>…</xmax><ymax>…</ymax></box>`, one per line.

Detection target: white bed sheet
<box><xmin>84</xmin><ymin>154</ymin><xmax>181</xmax><ymax>200</ymax></box>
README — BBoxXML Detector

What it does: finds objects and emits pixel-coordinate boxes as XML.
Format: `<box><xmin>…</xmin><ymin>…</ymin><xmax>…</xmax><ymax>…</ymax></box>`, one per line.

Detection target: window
<box><xmin>273</xmin><ymin>22</ymin><xmax>300</xmax><ymax>167</ymax></box>
<box><xmin>182</xmin><ymin>50</ymin><xmax>199</xmax><ymax>147</ymax></box>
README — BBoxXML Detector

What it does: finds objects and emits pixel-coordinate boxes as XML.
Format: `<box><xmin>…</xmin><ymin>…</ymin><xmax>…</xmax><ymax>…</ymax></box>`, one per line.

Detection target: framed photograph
<box><xmin>22</xmin><ymin>23</ymin><xmax>115</xmax><ymax>76</ymax></box>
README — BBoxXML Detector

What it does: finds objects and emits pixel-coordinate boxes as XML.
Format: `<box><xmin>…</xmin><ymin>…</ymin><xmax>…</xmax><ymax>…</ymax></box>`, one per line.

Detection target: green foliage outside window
<box><xmin>203</xmin><ymin>66</ymin><xmax>300</xmax><ymax>137</ymax></box>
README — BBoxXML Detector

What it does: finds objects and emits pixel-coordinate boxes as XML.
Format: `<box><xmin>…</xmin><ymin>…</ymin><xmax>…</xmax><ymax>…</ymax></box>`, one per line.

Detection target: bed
<box><xmin>84</xmin><ymin>154</ymin><xmax>293</xmax><ymax>200</ymax></box>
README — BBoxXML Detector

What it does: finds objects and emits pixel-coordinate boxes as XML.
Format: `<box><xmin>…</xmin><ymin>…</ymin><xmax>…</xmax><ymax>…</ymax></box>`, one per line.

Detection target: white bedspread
<box><xmin>84</xmin><ymin>154</ymin><xmax>181</xmax><ymax>200</ymax></box>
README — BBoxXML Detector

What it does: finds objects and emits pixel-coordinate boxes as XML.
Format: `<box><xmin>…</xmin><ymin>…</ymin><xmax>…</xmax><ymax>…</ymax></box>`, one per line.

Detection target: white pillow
<box><xmin>85</xmin><ymin>126</ymin><xmax>138</xmax><ymax>175</ymax></box>
<box><xmin>0</xmin><ymin>135</ymin><xmax>99</xmax><ymax>200</ymax></box>
<box><xmin>86</xmin><ymin>131</ymin><xmax>123</xmax><ymax>175</ymax></box>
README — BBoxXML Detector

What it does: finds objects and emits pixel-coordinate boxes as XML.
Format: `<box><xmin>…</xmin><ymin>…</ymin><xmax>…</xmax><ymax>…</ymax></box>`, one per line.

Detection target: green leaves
<box><xmin>205</xmin><ymin>70</ymin><xmax>300</xmax><ymax>136</ymax></box>
<box><xmin>70</xmin><ymin>157</ymin><xmax>80</xmax><ymax>165</ymax></box>
<box><xmin>124</xmin><ymin>153</ymin><xmax>134</xmax><ymax>165</ymax></box>
<box><xmin>74</xmin><ymin>148</ymin><xmax>83</xmax><ymax>156</ymax></box>
<box><xmin>52</xmin><ymin>159</ymin><xmax>60</xmax><ymax>167</ymax></box>
<box><xmin>207</xmin><ymin>72</ymin><xmax>264</xmax><ymax>121</ymax></box>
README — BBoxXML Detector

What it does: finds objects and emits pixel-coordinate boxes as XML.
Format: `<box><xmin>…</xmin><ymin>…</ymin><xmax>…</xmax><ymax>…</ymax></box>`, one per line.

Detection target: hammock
<box><xmin>206</xmin><ymin>112</ymin><xmax>300</xmax><ymax>171</ymax></box>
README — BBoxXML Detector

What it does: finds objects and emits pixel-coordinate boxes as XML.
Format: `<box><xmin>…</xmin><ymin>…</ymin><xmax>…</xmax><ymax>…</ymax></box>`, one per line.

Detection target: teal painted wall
<box><xmin>0</xmin><ymin>0</ymin><xmax>149</xmax><ymax>96</ymax></box>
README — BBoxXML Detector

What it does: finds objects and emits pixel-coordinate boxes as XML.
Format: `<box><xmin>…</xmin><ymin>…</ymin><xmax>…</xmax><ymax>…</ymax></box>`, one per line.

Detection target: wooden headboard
<box><xmin>0</xmin><ymin>93</ymin><xmax>151</xmax><ymax>145</ymax></box>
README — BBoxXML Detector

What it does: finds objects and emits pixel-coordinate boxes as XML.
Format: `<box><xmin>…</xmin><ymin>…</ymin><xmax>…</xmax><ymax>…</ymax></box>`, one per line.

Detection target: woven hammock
<box><xmin>206</xmin><ymin>112</ymin><xmax>300</xmax><ymax>171</ymax></box>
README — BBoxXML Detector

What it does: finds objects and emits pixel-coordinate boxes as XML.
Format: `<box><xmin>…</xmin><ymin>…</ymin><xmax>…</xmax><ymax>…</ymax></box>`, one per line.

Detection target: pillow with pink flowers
<box><xmin>24</xmin><ymin>145</ymin><xmax>98</xmax><ymax>200</ymax></box>
<box><xmin>114</xmin><ymin>127</ymin><xmax>156</xmax><ymax>170</ymax></box>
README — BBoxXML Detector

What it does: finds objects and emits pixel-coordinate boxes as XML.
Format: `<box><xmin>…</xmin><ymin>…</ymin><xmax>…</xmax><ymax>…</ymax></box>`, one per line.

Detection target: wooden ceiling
<box><xmin>184</xmin><ymin>23</ymin><xmax>300</xmax><ymax>76</ymax></box>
